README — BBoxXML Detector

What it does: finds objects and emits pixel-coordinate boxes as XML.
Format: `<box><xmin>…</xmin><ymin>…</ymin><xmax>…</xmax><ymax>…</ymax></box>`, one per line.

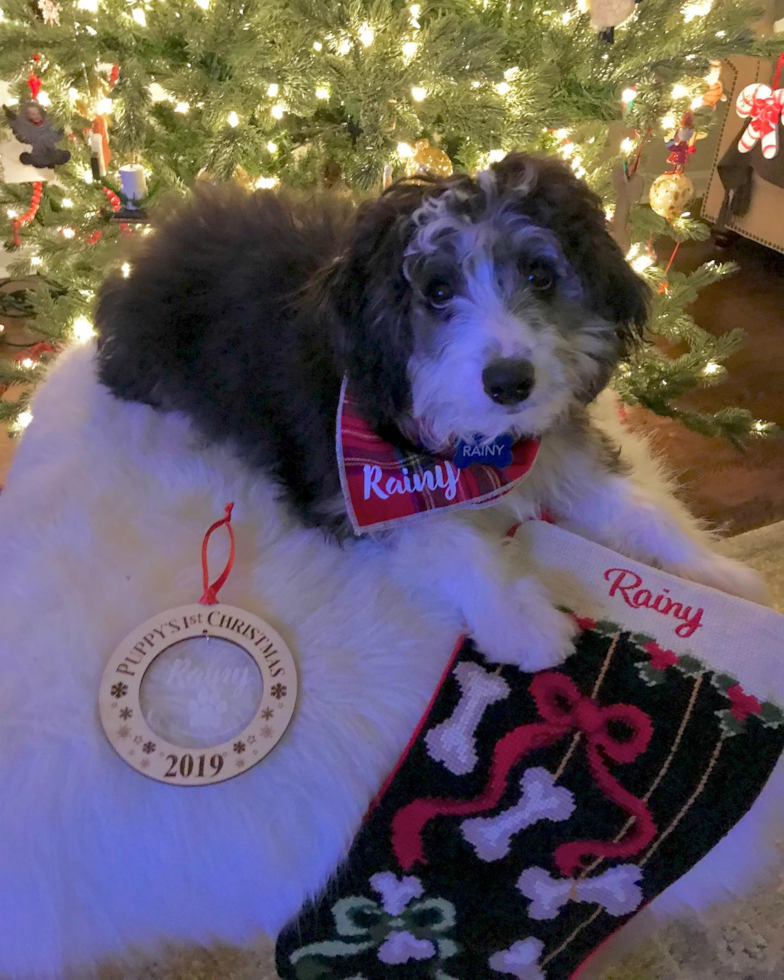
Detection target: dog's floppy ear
<box><xmin>492</xmin><ymin>153</ymin><xmax>650</xmax><ymax>352</ymax></box>
<box><xmin>323</xmin><ymin>178</ymin><xmax>435</xmax><ymax>431</ymax></box>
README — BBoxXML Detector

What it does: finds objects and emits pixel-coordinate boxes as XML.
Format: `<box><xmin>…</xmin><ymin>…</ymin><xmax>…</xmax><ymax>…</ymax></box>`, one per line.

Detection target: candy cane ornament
<box><xmin>736</xmin><ymin>83</ymin><xmax>784</xmax><ymax>159</ymax></box>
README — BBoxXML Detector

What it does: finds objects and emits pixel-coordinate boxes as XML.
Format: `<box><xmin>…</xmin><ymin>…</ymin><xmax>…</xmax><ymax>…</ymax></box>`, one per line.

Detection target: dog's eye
<box><xmin>422</xmin><ymin>278</ymin><xmax>454</xmax><ymax>309</ymax></box>
<box><xmin>526</xmin><ymin>263</ymin><xmax>556</xmax><ymax>292</ymax></box>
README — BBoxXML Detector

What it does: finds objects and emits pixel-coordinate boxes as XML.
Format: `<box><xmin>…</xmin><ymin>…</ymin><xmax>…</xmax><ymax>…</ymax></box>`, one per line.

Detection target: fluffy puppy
<box><xmin>97</xmin><ymin>153</ymin><xmax>764</xmax><ymax>669</ymax></box>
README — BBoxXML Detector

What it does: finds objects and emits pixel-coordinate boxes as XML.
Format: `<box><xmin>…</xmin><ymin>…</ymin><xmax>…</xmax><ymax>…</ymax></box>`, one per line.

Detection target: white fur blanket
<box><xmin>0</xmin><ymin>345</ymin><xmax>780</xmax><ymax>980</ymax></box>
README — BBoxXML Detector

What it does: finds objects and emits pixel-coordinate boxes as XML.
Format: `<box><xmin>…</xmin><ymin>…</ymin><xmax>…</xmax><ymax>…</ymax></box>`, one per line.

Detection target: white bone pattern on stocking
<box><xmin>425</xmin><ymin>662</ymin><xmax>510</xmax><ymax>775</ymax></box>
<box><xmin>369</xmin><ymin>872</ymin><xmax>423</xmax><ymax>915</ymax></box>
<box><xmin>489</xmin><ymin>937</ymin><xmax>545</xmax><ymax>979</ymax></box>
<box><xmin>517</xmin><ymin>865</ymin><xmax>643</xmax><ymax>920</ymax></box>
<box><xmin>461</xmin><ymin>767</ymin><xmax>575</xmax><ymax>861</ymax></box>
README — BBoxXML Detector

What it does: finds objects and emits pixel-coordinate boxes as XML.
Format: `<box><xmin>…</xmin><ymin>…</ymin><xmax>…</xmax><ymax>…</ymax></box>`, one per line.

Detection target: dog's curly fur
<box><xmin>96</xmin><ymin>154</ymin><xmax>646</xmax><ymax>535</ymax></box>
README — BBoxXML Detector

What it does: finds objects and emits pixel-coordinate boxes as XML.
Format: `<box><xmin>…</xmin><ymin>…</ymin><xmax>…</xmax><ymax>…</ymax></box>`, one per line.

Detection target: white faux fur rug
<box><xmin>0</xmin><ymin>344</ymin><xmax>780</xmax><ymax>980</ymax></box>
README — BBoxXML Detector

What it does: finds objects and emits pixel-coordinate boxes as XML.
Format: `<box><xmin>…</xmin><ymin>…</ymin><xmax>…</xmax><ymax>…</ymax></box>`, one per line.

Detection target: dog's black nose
<box><xmin>482</xmin><ymin>359</ymin><xmax>535</xmax><ymax>406</ymax></box>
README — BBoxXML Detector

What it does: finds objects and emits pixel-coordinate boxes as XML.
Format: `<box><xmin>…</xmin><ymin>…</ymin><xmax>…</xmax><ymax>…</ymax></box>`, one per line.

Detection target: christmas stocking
<box><xmin>275</xmin><ymin>522</ymin><xmax>783</xmax><ymax>980</ymax></box>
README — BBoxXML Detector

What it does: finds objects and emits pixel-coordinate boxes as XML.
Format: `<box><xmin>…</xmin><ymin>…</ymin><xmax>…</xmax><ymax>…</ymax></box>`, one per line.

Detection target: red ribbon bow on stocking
<box><xmin>392</xmin><ymin>672</ymin><xmax>656</xmax><ymax>876</ymax></box>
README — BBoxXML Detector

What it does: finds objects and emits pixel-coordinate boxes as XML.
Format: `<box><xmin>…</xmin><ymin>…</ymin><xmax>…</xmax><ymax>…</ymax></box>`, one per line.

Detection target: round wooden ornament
<box><xmin>99</xmin><ymin>505</ymin><xmax>297</xmax><ymax>785</ymax></box>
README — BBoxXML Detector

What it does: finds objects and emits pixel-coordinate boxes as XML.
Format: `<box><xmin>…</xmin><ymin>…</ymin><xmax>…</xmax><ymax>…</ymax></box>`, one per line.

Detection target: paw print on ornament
<box><xmin>188</xmin><ymin>686</ymin><xmax>229</xmax><ymax>732</ymax></box>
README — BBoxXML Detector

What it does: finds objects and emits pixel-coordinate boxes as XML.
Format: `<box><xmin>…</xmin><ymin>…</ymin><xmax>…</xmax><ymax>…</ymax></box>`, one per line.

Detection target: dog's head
<box><xmin>328</xmin><ymin>153</ymin><xmax>648</xmax><ymax>448</ymax></box>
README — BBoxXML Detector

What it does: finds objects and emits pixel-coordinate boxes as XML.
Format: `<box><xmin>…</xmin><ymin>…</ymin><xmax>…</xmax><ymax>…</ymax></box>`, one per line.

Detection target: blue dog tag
<box><xmin>453</xmin><ymin>433</ymin><xmax>514</xmax><ymax>469</ymax></box>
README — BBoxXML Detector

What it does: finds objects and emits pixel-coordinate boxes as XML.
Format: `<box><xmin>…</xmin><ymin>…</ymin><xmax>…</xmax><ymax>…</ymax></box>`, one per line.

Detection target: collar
<box><xmin>336</xmin><ymin>378</ymin><xmax>540</xmax><ymax>535</ymax></box>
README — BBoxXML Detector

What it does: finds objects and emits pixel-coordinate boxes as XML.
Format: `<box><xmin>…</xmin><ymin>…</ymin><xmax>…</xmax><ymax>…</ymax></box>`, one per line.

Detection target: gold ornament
<box><xmin>405</xmin><ymin>139</ymin><xmax>453</xmax><ymax>178</ymax></box>
<box><xmin>649</xmin><ymin>172</ymin><xmax>695</xmax><ymax>221</ymax></box>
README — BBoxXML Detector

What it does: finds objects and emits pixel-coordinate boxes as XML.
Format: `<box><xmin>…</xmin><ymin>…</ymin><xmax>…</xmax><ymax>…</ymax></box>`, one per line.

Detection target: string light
<box><xmin>6</xmin><ymin>209</ymin><xmax>17</xmax><ymax>218</ymax></box>
<box><xmin>68</xmin><ymin>87</ymin><xmax>79</xmax><ymax>99</ymax></box>
<box><xmin>496</xmin><ymin>81</ymin><xmax>511</xmax><ymax>95</ymax></box>
<box><xmin>255</xmin><ymin>175</ymin><xmax>280</xmax><ymax>189</ymax></box>
<box><xmin>410</xmin><ymin>3</ymin><xmax>420</xmax><ymax>26</ymax></box>
<box><xmin>121</xmin><ymin>262</ymin><xmax>131</xmax><ymax>278</ymax></box>
<box><xmin>194</xmin><ymin>0</ymin><xmax>210</xmax><ymax>8</ymax></box>
<box><xmin>21</xmin><ymin>358</ymin><xmax>36</xmax><ymax>369</ymax></box>
<box><xmin>397</xmin><ymin>141</ymin><xmax>414</xmax><ymax>157</ymax></box>
<box><xmin>271</xmin><ymin>104</ymin><xmax>285</xmax><ymax>119</ymax></box>
<box><xmin>315</xmin><ymin>86</ymin><xmax>329</xmax><ymax>99</ymax></box>
<box><xmin>77</xmin><ymin>0</ymin><xmax>98</xmax><ymax>10</ymax></box>
<box><xmin>313</xmin><ymin>41</ymin><xmax>323</xmax><ymax>51</ymax></box>
<box><xmin>402</xmin><ymin>41</ymin><xmax>418</xmax><ymax>59</ymax></box>
<box><xmin>560</xmin><ymin>141</ymin><xmax>576</xmax><ymax>158</ymax></box>
<box><xmin>132</xmin><ymin>7</ymin><xmax>146</xmax><ymax>27</ymax></box>
<box><xmin>470</xmin><ymin>80</ymin><xmax>481</xmax><ymax>89</ymax></box>
<box><xmin>631</xmin><ymin>254</ymin><xmax>653</xmax><ymax>273</ymax></box>
<box><xmin>561</xmin><ymin>11</ymin><xmax>572</xmax><ymax>23</ymax></box>
<box><xmin>359</xmin><ymin>23</ymin><xmax>374</xmax><ymax>47</ymax></box>
<box><xmin>411</xmin><ymin>85</ymin><xmax>427</xmax><ymax>102</ymax></box>
<box><xmin>753</xmin><ymin>420</ymin><xmax>769</xmax><ymax>433</ymax></box>
<box><xmin>703</xmin><ymin>361</ymin><xmax>720</xmax><ymax>375</ymax></box>
<box><xmin>337</xmin><ymin>38</ymin><xmax>351</xmax><ymax>56</ymax></box>
<box><xmin>83</xmin><ymin>169</ymin><xmax>94</xmax><ymax>184</ymax></box>
<box><xmin>37</xmin><ymin>92</ymin><xmax>51</xmax><ymax>107</ymax></box>
<box><xmin>605</xmin><ymin>205</ymin><xmax>615</xmax><ymax>220</ymax></box>
<box><xmin>71</xmin><ymin>316</ymin><xmax>95</xmax><ymax>343</ymax></box>
<box><xmin>62</xmin><ymin>198</ymin><xmax>73</xmax><ymax>207</ymax></box>
<box><xmin>227</xmin><ymin>110</ymin><xmax>239</xmax><ymax>127</ymax></box>
<box><xmin>266</xmin><ymin>140</ymin><xmax>278</xmax><ymax>153</ymax></box>
<box><xmin>672</xmin><ymin>83</ymin><xmax>690</xmax><ymax>99</ymax></box>
<box><xmin>174</xmin><ymin>101</ymin><xmax>190</xmax><ymax>113</ymax></box>
<box><xmin>61</xmin><ymin>227</ymin><xmax>76</xmax><ymax>238</ymax></box>
<box><xmin>554</xmin><ymin>128</ymin><xmax>570</xmax><ymax>140</ymax></box>
<box><xmin>95</xmin><ymin>97</ymin><xmax>112</xmax><ymax>114</ymax></box>
<box><xmin>267</xmin><ymin>83</ymin><xmax>279</xmax><ymax>97</ymax></box>
<box><xmin>621</xmin><ymin>87</ymin><xmax>637</xmax><ymax>105</ymax></box>
<box><xmin>620</xmin><ymin>137</ymin><xmax>635</xmax><ymax>154</ymax></box>
<box><xmin>16</xmin><ymin>410</ymin><xmax>33</xmax><ymax>431</ymax></box>
<box><xmin>661</xmin><ymin>114</ymin><xmax>676</xmax><ymax>130</ymax></box>
<box><xmin>30</xmin><ymin>255</ymin><xmax>41</xmax><ymax>267</ymax></box>
<box><xmin>487</xmin><ymin>149</ymin><xmax>506</xmax><ymax>163</ymax></box>
<box><xmin>682</xmin><ymin>0</ymin><xmax>713</xmax><ymax>21</ymax></box>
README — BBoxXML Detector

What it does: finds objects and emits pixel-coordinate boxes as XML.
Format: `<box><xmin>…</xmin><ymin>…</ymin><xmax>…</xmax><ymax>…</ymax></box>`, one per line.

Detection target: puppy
<box><xmin>97</xmin><ymin>153</ymin><xmax>764</xmax><ymax>670</ymax></box>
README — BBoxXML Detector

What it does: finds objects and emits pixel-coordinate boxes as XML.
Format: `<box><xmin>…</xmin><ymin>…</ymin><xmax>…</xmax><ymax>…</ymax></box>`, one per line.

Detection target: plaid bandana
<box><xmin>336</xmin><ymin>378</ymin><xmax>540</xmax><ymax>534</ymax></box>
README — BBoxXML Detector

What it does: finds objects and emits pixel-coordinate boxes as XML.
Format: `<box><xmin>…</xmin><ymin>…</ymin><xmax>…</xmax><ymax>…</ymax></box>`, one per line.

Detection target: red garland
<box><xmin>392</xmin><ymin>671</ymin><xmax>656</xmax><ymax>876</ymax></box>
<box><xmin>12</xmin><ymin>182</ymin><xmax>43</xmax><ymax>246</ymax></box>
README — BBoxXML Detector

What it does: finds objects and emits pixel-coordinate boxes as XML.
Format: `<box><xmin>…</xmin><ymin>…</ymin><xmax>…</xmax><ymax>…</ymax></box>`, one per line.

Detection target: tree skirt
<box><xmin>276</xmin><ymin>525</ymin><xmax>783</xmax><ymax>980</ymax></box>
<box><xmin>0</xmin><ymin>346</ymin><xmax>781</xmax><ymax>979</ymax></box>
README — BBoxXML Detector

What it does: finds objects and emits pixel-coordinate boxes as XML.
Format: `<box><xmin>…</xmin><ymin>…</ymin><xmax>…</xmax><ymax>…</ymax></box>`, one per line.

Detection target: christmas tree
<box><xmin>0</xmin><ymin>0</ymin><xmax>778</xmax><ymax>441</ymax></box>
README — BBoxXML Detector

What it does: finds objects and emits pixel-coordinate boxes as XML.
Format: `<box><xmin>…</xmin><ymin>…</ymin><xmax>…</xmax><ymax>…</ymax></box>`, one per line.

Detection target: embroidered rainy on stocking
<box><xmin>276</xmin><ymin>523</ymin><xmax>784</xmax><ymax>980</ymax></box>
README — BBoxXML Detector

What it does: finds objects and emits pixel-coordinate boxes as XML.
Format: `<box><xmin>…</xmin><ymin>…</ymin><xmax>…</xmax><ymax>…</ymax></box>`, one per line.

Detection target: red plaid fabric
<box><xmin>336</xmin><ymin>379</ymin><xmax>540</xmax><ymax>534</ymax></box>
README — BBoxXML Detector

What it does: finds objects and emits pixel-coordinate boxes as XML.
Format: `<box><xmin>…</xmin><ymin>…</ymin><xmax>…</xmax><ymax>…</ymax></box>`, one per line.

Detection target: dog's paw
<box><xmin>469</xmin><ymin>578</ymin><xmax>579</xmax><ymax>671</ymax></box>
<box><xmin>673</xmin><ymin>553</ymin><xmax>769</xmax><ymax>606</ymax></box>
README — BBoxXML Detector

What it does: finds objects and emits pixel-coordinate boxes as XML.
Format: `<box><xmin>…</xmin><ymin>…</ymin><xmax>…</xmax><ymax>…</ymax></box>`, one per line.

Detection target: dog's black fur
<box><xmin>97</xmin><ymin>153</ymin><xmax>648</xmax><ymax>534</ymax></box>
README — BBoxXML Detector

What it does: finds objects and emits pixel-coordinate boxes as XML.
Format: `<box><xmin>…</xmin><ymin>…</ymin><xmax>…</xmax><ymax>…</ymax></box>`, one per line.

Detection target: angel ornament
<box><xmin>735</xmin><ymin>83</ymin><xmax>784</xmax><ymax>160</ymax></box>
<box><xmin>3</xmin><ymin>101</ymin><xmax>71</xmax><ymax>169</ymax></box>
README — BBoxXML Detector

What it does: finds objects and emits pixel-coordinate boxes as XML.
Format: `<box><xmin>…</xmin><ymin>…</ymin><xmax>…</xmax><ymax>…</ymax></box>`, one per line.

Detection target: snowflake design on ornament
<box><xmin>247</xmin><ymin>735</ymin><xmax>256</xmax><ymax>744</ymax></box>
<box><xmin>261</xmin><ymin>707</ymin><xmax>274</xmax><ymax>720</ymax></box>
<box><xmin>141</xmin><ymin>758</ymin><xmax>150</xmax><ymax>770</ymax></box>
<box><xmin>133</xmin><ymin>735</ymin><xmax>143</xmax><ymax>745</ymax></box>
<box><xmin>271</xmin><ymin>683</ymin><xmax>287</xmax><ymax>700</ymax></box>
<box><xmin>110</xmin><ymin>682</ymin><xmax>128</xmax><ymax>699</ymax></box>
<box><xmin>117</xmin><ymin>725</ymin><xmax>130</xmax><ymax>739</ymax></box>
<box><xmin>261</xmin><ymin>725</ymin><xmax>274</xmax><ymax>740</ymax></box>
<box><xmin>233</xmin><ymin>740</ymin><xmax>246</xmax><ymax>754</ymax></box>
<box><xmin>236</xmin><ymin>758</ymin><xmax>246</xmax><ymax>769</ymax></box>
<box><xmin>142</xmin><ymin>741</ymin><xmax>156</xmax><ymax>755</ymax></box>
<box><xmin>119</xmin><ymin>707</ymin><xmax>133</xmax><ymax>720</ymax></box>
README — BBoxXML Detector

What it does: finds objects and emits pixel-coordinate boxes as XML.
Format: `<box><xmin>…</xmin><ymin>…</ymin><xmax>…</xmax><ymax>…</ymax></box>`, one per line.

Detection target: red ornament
<box><xmin>27</xmin><ymin>73</ymin><xmax>42</xmax><ymax>101</ymax></box>
<box><xmin>726</xmin><ymin>684</ymin><xmax>762</xmax><ymax>722</ymax></box>
<box><xmin>573</xmin><ymin>615</ymin><xmax>597</xmax><ymax>632</ymax></box>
